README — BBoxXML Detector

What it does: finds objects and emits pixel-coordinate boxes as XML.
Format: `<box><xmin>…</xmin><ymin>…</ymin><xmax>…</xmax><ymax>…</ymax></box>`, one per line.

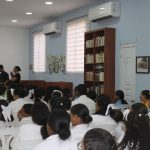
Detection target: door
<box><xmin>120</xmin><ymin>43</ymin><xmax>136</xmax><ymax>104</ymax></box>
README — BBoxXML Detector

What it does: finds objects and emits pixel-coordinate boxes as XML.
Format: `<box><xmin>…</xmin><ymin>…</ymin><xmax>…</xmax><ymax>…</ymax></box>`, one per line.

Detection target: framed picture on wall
<box><xmin>136</xmin><ymin>56</ymin><xmax>150</xmax><ymax>73</ymax></box>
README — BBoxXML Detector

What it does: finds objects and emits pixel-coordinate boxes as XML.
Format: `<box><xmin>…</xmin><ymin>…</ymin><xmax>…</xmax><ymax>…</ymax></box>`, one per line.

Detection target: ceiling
<box><xmin>0</xmin><ymin>0</ymin><xmax>98</xmax><ymax>28</ymax></box>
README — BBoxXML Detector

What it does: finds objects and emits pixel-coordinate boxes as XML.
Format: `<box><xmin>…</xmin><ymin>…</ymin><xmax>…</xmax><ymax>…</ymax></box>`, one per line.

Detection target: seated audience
<box><xmin>13</xmin><ymin>102</ymin><xmax>49</xmax><ymax>150</ymax></box>
<box><xmin>72</xmin><ymin>84</ymin><xmax>96</xmax><ymax>115</ymax></box>
<box><xmin>140</xmin><ymin>90</ymin><xmax>150</xmax><ymax>111</ymax></box>
<box><xmin>82</xmin><ymin>128</ymin><xmax>117</xmax><ymax>150</ymax></box>
<box><xmin>4</xmin><ymin>87</ymin><xmax>32</xmax><ymax>121</ymax></box>
<box><xmin>118</xmin><ymin>111</ymin><xmax>150</xmax><ymax>150</ymax></box>
<box><xmin>49</xmin><ymin>96</ymin><xmax>71</xmax><ymax>113</ymax></box>
<box><xmin>114</xmin><ymin>90</ymin><xmax>128</xmax><ymax>110</ymax></box>
<box><xmin>108</xmin><ymin>108</ymin><xmax>125</xmax><ymax>143</ymax></box>
<box><xmin>17</xmin><ymin>104</ymin><xmax>33</xmax><ymax>126</ymax></box>
<box><xmin>86</xmin><ymin>90</ymin><xmax>97</xmax><ymax>102</ymax></box>
<box><xmin>34</xmin><ymin>109</ymin><xmax>77</xmax><ymax>150</ymax></box>
<box><xmin>95</xmin><ymin>94</ymin><xmax>111</xmax><ymax>115</ymax></box>
<box><xmin>70</xmin><ymin>104</ymin><xmax>92</xmax><ymax>143</ymax></box>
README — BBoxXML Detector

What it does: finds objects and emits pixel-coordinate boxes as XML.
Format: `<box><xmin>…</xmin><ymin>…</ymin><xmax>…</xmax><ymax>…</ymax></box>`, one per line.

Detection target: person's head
<box><xmin>114</xmin><ymin>90</ymin><xmax>124</xmax><ymax>100</ymax></box>
<box><xmin>50</xmin><ymin>97</ymin><xmax>71</xmax><ymax>111</ymax></box>
<box><xmin>13</xmin><ymin>66</ymin><xmax>21</xmax><ymax>73</ymax></box>
<box><xmin>31</xmin><ymin>102</ymin><xmax>49</xmax><ymax>125</ymax></box>
<box><xmin>51</xmin><ymin>90</ymin><xmax>62</xmax><ymax>98</ymax></box>
<box><xmin>140</xmin><ymin>90</ymin><xmax>150</xmax><ymax>105</ymax></box>
<box><xmin>0</xmin><ymin>65</ymin><xmax>4</xmax><ymax>72</ymax></box>
<box><xmin>119</xmin><ymin>111</ymin><xmax>150</xmax><ymax>150</ymax></box>
<box><xmin>17</xmin><ymin>104</ymin><xmax>33</xmax><ymax>120</ymax></box>
<box><xmin>70</xmin><ymin>104</ymin><xmax>92</xmax><ymax>126</ymax></box>
<box><xmin>34</xmin><ymin>88</ymin><xmax>45</xmax><ymax>103</ymax></box>
<box><xmin>87</xmin><ymin>90</ymin><xmax>97</xmax><ymax>101</ymax></box>
<box><xmin>47</xmin><ymin>109</ymin><xmax>71</xmax><ymax>140</ymax></box>
<box><xmin>96</xmin><ymin>94</ymin><xmax>111</xmax><ymax>115</ymax></box>
<box><xmin>131</xmin><ymin>102</ymin><xmax>148</xmax><ymax>115</ymax></box>
<box><xmin>62</xmin><ymin>88</ymin><xmax>71</xmax><ymax>97</ymax></box>
<box><xmin>0</xmin><ymin>85</ymin><xmax>6</xmax><ymax>95</ymax></box>
<box><xmin>114</xmin><ymin>90</ymin><xmax>127</xmax><ymax>104</ymax></box>
<box><xmin>75</xmin><ymin>84</ymin><xmax>87</xmax><ymax>96</ymax></box>
<box><xmin>82</xmin><ymin>128</ymin><xmax>117</xmax><ymax>150</ymax></box>
<box><xmin>108</xmin><ymin>108</ymin><xmax>123</xmax><ymax>123</ymax></box>
<box><xmin>13</xmin><ymin>87</ymin><xmax>26</xmax><ymax>100</ymax></box>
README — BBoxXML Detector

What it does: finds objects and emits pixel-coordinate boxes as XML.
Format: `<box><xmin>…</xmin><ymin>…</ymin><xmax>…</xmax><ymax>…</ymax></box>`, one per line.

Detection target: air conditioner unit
<box><xmin>43</xmin><ymin>22</ymin><xmax>61</xmax><ymax>35</ymax></box>
<box><xmin>88</xmin><ymin>1</ymin><xmax>120</xmax><ymax>22</ymax></box>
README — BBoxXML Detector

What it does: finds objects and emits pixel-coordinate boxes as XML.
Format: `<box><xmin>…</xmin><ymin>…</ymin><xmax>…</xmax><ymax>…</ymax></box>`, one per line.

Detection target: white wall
<box><xmin>0</xmin><ymin>27</ymin><xmax>29</xmax><ymax>80</ymax></box>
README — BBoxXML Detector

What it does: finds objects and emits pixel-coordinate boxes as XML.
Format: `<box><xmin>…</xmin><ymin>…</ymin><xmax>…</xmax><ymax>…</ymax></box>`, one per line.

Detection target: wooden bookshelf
<box><xmin>84</xmin><ymin>28</ymin><xmax>115</xmax><ymax>99</ymax></box>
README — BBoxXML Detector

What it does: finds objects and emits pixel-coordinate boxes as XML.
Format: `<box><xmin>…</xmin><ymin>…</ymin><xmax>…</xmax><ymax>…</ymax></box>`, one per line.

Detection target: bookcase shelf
<box><xmin>84</xmin><ymin>28</ymin><xmax>115</xmax><ymax>99</ymax></box>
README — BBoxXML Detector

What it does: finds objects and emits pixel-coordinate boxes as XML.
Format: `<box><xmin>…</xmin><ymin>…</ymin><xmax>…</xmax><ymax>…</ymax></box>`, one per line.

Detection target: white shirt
<box><xmin>114</xmin><ymin>122</ymin><xmax>125</xmax><ymax>143</ymax></box>
<box><xmin>72</xmin><ymin>95</ymin><xmax>96</xmax><ymax>115</ymax></box>
<box><xmin>19</xmin><ymin>117</ymin><xmax>33</xmax><ymax>127</ymax></box>
<box><xmin>34</xmin><ymin>134</ymin><xmax>78</xmax><ymax>150</ymax></box>
<box><xmin>90</xmin><ymin>114</ymin><xmax>117</xmax><ymax>136</ymax></box>
<box><xmin>71</xmin><ymin>124</ymin><xmax>91</xmax><ymax>143</ymax></box>
<box><xmin>13</xmin><ymin>123</ymin><xmax>43</xmax><ymax>150</ymax></box>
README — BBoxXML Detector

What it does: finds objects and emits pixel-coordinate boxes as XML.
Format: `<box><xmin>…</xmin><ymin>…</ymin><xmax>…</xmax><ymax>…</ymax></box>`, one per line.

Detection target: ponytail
<box><xmin>58</xmin><ymin>126</ymin><xmax>71</xmax><ymax>140</ymax></box>
<box><xmin>82</xmin><ymin>115</ymin><xmax>93</xmax><ymax>124</ymax></box>
<box><xmin>71</xmin><ymin>104</ymin><xmax>93</xmax><ymax>124</ymax></box>
<box><xmin>41</xmin><ymin>125</ymin><xmax>49</xmax><ymax>139</ymax></box>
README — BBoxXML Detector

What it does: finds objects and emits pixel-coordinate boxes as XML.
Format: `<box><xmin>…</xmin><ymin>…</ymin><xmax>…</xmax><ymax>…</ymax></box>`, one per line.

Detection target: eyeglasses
<box><xmin>77</xmin><ymin>142</ymin><xmax>83</xmax><ymax>150</ymax></box>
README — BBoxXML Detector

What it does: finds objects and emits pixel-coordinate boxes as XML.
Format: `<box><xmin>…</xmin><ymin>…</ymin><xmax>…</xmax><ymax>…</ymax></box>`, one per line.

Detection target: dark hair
<box><xmin>87</xmin><ymin>90</ymin><xmax>97</xmax><ymax>101</ymax></box>
<box><xmin>76</xmin><ymin>84</ymin><xmax>87</xmax><ymax>95</ymax></box>
<box><xmin>31</xmin><ymin>102</ymin><xmax>49</xmax><ymax>139</ymax></box>
<box><xmin>141</xmin><ymin>90</ymin><xmax>150</xmax><ymax>100</ymax></box>
<box><xmin>44</xmin><ymin>86</ymin><xmax>55</xmax><ymax>103</ymax></box>
<box><xmin>95</xmin><ymin>94</ymin><xmax>111</xmax><ymax>115</ymax></box>
<box><xmin>51</xmin><ymin>90</ymin><xmax>62</xmax><ymax>98</ymax></box>
<box><xmin>15</xmin><ymin>66</ymin><xmax>21</xmax><ymax>71</ymax></box>
<box><xmin>0</xmin><ymin>85</ymin><xmax>6</xmax><ymax>95</ymax></box>
<box><xmin>23</xmin><ymin>104</ymin><xmax>33</xmax><ymax>116</ymax></box>
<box><xmin>115</xmin><ymin>90</ymin><xmax>128</xmax><ymax>104</ymax></box>
<box><xmin>131</xmin><ymin>103</ymin><xmax>148</xmax><ymax>115</ymax></box>
<box><xmin>34</xmin><ymin>88</ymin><xmax>45</xmax><ymax>103</ymax></box>
<box><xmin>0</xmin><ymin>65</ymin><xmax>4</xmax><ymax>69</ymax></box>
<box><xmin>13</xmin><ymin>87</ymin><xmax>26</xmax><ymax>98</ymax></box>
<box><xmin>119</xmin><ymin>111</ymin><xmax>150</xmax><ymax>150</ymax></box>
<box><xmin>108</xmin><ymin>108</ymin><xmax>123</xmax><ymax>123</ymax></box>
<box><xmin>71</xmin><ymin>104</ymin><xmax>92</xmax><ymax>124</ymax></box>
<box><xmin>47</xmin><ymin>109</ymin><xmax>71</xmax><ymax>140</ymax></box>
<box><xmin>50</xmin><ymin>97</ymin><xmax>71</xmax><ymax>111</ymax></box>
<box><xmin>83</xmin><ymin>128</ymin><xmax>117</xmax><ymax>150</ymax></box>
<box><xmin>62</xmin><ymin>88</ymin><xmax>71</xmax><ymax>97</ymax></box>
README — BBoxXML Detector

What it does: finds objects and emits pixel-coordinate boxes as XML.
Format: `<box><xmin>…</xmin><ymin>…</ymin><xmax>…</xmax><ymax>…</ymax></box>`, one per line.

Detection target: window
<box><xmin>33</xmin><ymin>32</ymin><xmax>46</xmax><ymax>72</ymax></box>
<box><xmin>66</xmin><ymin>18</ymin><xmax>88</xmax><ymax>73</ymax></box>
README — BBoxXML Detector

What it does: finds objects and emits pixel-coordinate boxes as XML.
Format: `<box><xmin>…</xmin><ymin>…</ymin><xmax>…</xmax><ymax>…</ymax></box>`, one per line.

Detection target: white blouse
<box><xmin>34</xmin><ymin>134</ymin><xmax>78</xmax><ymax>150</ymax></box>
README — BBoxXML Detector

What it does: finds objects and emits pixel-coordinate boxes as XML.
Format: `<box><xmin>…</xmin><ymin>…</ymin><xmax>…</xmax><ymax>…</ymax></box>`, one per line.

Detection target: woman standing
<box><xmin>10</xmin><ymin>66</ymin><xmax>21</xmax><ymax>86</ymax></box>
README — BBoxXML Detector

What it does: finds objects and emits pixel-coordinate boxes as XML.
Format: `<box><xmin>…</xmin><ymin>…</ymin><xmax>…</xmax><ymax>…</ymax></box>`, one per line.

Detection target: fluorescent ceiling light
<box><xmin>6</xmin><ymin>0</ymin><xmax>14</xmax><ymax>2</ymax></box>
<box><xmin>26</xmin><ymin>12</ymin><xmax>32</xmax><ymax>15</ymax></box>
<box><xmin>100</xmin><ymin>8</ymin><xmax>105</xmax><ymax>10</ymax></box>
<box><xmin>45</xmin><ymin>1</ymin><xmax>53</xmax><ymax>5</ymax></box>
<box><xmin>11</xmin><ymin>20</ymin><xmax>17</xmax><ymax>23</ymax></box>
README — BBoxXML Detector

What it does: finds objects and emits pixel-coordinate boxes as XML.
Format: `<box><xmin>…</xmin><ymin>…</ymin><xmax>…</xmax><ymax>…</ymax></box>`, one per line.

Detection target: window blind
<box><xmin>66</xmin><ymin>18</ymin><xmax>88</xmax><ymax>73</ymax></box>
<box><xmin>33</xmin><ymin>32</ymin><xmax>46</xmax><ymax>72</ymax></box>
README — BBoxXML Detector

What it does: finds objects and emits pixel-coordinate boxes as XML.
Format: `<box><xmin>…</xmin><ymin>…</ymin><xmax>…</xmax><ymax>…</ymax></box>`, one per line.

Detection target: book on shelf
<box><xmin>86</xmin><ymin>72</ymin><xmax>93</xmax><ymax>81</ymax></box>
<box><xmin>85</xmin><ymin>54</ymin><xmax>94</xmax><ymax>64</ymax></box>
<box><xmin>95</xmin><ymin>36</ymin><xmax>105</xmax><ymax>47</ymax></box>
<box><xmin>86</xmin><ymin>39</ymin><xmax>94</xmax><ymax>48</ymax></box>
<box><xmin>95</xmin><ymin>52</ymin><xmax>104</xmax><ymax>63</ymax></box>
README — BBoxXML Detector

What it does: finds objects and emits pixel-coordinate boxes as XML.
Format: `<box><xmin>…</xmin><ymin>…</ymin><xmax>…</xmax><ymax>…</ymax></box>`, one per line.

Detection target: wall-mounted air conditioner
<box><xmin>43</xmin><ymin>22</ymin><xmax>61</xmax><ymax>35</ymax></box>
<box><xmin>88</xmin><ymin>1</ymin><xmax>120</xmax><ymax>22</ymax></box>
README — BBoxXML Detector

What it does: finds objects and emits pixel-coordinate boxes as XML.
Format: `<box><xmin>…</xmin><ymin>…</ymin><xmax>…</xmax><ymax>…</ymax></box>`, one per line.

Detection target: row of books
<box><xmin>85</xmin><ymin>36</ymin><xmax>105</xmax><ymax>48</ymax></box>
<box><xmin>85</xmin><ymin>52</ymin><xmax>104</xmax><ymax>64</ymax></box>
